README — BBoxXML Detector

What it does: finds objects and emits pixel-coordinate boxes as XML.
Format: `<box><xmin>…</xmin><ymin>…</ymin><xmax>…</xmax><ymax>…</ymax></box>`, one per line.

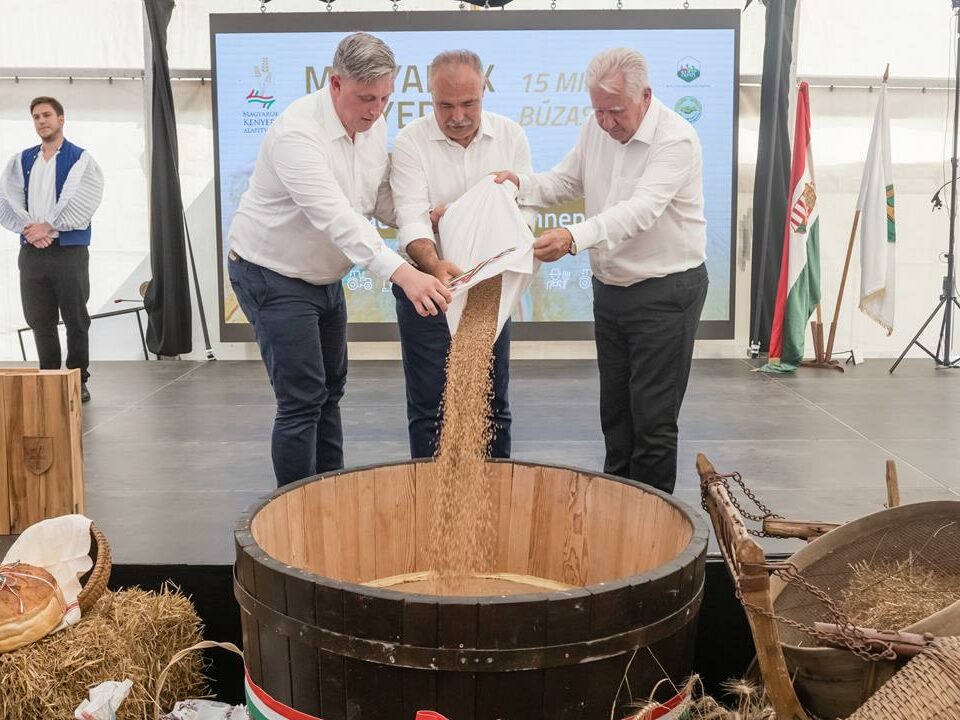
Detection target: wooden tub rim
<box><xmin>234</xmin><ymin>457</ymin><xmax>709</xmax><ymax>604</ymax></box>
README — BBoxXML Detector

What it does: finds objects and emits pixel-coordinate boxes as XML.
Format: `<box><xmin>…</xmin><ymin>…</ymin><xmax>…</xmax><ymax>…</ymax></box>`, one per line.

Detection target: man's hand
<box><xmin>429</xmin><ymin>204</ymin><xmax>448</xmax><ymax>233</ymax></box>
<box><xmin>405</xmin><ymin>238</ymin><xmax>460</xmax><ymax>284</ymax></box>
<box><xmin>492</xmin><ymin>170</ymin><xmax>519</xmax><ymax>188</ymax></box>
<box><xmin>534</xmin><ymin>228</ymin><xmax>574</xmax><ymax>262</ymax></box>
<box><xmin>23</xmin><ymin>222</ymin><xmax>55</xmax><ymax>248</ymax></box>
<box><xmin>391</xmin><ymin>263</ymin><xmax>452</xmax><ymax>317</ymax></box>
<box><xmin>426</xmin><ymin>259</ymin><xmax>463</xmax><ymax>284</ymax></box>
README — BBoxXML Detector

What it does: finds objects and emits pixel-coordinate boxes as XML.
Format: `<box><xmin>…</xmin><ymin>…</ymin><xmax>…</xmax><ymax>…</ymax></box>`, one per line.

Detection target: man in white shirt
<box><xmin>390</xmin><ymin>49</ymin><xmax>535</xmax><ymax>459</ymax></box>
<box><xmin>227</xmin><ymin>33</ymin><xmax>451</xmax><ymax>487</ymax></box>
<box><xmin>497</xmin><ymin>48</ymin><xmax>708</xmax><ymax>494</ymax></box>
<box><xmin>0</xmin><ymin>96</ymin><xmax>104</xmax><ymax>404</ymax></box>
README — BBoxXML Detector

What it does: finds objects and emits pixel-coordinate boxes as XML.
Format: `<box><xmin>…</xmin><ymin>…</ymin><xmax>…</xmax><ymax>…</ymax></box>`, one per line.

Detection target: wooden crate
<box><xmin>0</xmin><ymin>368</ymin><xmax>84</xmax><ymax>534</ymax></box>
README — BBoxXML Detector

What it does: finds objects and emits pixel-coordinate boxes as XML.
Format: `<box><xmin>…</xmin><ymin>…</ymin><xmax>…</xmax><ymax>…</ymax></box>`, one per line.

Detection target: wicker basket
<box><xmin>848</xmin><ymin>636</ymin><xmax>960</xmax><ymax>719</ymax></box>
<box><xmin>77</xmin><ymin>522</ymin><xmax>111</xmax><ymax>614</ymax></box>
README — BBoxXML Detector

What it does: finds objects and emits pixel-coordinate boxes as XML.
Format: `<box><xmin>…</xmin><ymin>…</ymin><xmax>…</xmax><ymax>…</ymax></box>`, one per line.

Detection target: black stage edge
<box><xmin>109</xmin><ymin>565</ymin><xmax>246</xmax><ymax>704</ymax></box>
<box><xmin>111</xmin><ymin>557</ymin><xmax>757</xmax><ymax>707</ymax></box>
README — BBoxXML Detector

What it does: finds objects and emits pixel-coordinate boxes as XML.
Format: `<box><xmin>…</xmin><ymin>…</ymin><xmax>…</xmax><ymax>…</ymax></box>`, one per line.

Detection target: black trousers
<box><xmin>19</xmin><ymin>244</ymin><xmax>91</xmax><ymax>383</ymax></box>
<box><xmin>593</xmin><ymin>263</ymin><xmax>708</xmax><ymax>494</ymax></box>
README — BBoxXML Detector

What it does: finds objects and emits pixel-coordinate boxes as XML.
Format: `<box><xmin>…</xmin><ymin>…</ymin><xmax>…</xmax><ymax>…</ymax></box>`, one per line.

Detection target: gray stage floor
<box><xmin>64</xmin><ymin>358</ymin><xmax>960</xmax><ymax>563</ymax></box>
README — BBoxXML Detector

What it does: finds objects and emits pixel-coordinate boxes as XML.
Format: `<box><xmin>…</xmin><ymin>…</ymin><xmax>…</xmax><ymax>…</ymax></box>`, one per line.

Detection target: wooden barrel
<box><xmin>234</xmin><ymin>459</ymin><xmax>707</xmax><ymax>720</ymax></box>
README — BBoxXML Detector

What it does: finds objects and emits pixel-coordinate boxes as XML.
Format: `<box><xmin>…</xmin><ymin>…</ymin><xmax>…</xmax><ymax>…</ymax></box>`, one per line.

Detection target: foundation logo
<box><xmin>677</xmin><ymin>57</ymin><xmax>701</xmax><ymax>83</ymax></box>
<box><xmin>247</xmin><ymin>57</ymin><xmax>276</xmax><ymax>109</ymax></box>
<box><xmin>242</xmin><ymin>57</ymin><xmax>279</xmax><ymax>135</ymax></box>
<box><xmin>674</xmin><ymin>96</ymin><xmax>703</xmax><ymax>123</ymax></box>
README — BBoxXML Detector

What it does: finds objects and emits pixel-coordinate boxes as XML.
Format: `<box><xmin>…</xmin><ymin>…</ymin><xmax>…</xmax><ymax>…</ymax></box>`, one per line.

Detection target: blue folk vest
<box><xmin>20</xmin><ymin>139</ymin><xmax>92</xmax><ymax>246</ymax></box>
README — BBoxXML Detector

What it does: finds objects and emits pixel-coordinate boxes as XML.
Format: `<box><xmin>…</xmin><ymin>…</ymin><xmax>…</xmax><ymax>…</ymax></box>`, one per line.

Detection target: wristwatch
<box><xmin>567</xmin><ymin>235</ymin><xmax>578</xmax><ymax>256</ymax></box>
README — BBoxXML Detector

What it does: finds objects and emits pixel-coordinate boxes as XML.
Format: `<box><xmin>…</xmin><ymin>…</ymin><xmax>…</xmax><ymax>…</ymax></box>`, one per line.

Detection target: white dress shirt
<box><xmin>518</xmin><ymin>96</ymin><xmax>707</xmax><ymax>286</ymax></box>
<box><xmin>228</xmin><ymin>86</ymin><xmax>401</xmax><ymax>286</ymax></box>
<box><xmin>27</xmin><ymin>150</ymin><xmax>58</xmax><ymax>224</ymax></box>
<box><xmin>391</xmin><ymin>110</ymin><xmax>535</xmax><ymax>259</ymax></box>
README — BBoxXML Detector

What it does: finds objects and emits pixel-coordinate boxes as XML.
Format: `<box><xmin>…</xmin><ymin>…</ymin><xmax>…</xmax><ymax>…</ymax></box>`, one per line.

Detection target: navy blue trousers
<box><xmin>393</xmin><ymin>283</ymin><xmax>511</xmax><ymax>459</ymax></box>
<box><xmin>229</xmin><ymin>253</ymin><xmax>347</xmax><ymax>487</ymax></box>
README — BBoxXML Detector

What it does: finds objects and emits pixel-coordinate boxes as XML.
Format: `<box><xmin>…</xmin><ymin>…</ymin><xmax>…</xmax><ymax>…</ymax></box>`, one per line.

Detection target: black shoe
<box><xmin>81</xmin><ymin>383</ymin><xmax>91</xmax><ymax>403</ymax></box>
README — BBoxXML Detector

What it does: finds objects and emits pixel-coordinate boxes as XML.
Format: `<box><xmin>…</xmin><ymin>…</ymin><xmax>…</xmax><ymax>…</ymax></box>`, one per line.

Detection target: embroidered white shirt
<box><xmin>27</xmin><ymin>150</ymin><xmax>58</xmax><ymax>224</ymax></box>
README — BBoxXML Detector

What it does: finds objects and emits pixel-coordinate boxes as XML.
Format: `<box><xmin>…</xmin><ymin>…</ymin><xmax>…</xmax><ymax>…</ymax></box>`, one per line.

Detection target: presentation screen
<box><xmin>211</xmin><ymin>10</ymin><xmax>739</xmax><ymax>342</ymax></box>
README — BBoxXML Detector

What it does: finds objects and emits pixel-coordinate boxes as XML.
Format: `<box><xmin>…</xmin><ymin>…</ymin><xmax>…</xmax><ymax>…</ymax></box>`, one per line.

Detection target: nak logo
<box><xmin>677</xmin><ymin>57</ymin><xmax>701</xmax><ymax>84</ymax></box>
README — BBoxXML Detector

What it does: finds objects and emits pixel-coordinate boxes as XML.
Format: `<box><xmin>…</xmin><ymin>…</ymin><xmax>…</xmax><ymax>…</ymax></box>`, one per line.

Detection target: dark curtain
<box><xmin>143</xmin><ymin>0</ymin><xmax>192</xmax><ymax>356</ymax></box>
<box><xmin>749</xmin><ymin>0</ymin><xmax>798</xmax><ymax>353</ymax></box>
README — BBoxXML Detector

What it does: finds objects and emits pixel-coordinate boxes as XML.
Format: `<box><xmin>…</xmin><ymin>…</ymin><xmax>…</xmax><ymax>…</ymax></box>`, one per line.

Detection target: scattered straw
<box><xmin>428</xmin><ymin>276</ymin><xmax>501</xmax><ymax>593</ymax></box>
<box><xmin>837</xmin><ymin>557</ymin><xmax>960</xmax><ymax>630</ymax></box>
<box><xmin>625</xmin><ymin>675</ymin><xmax>775</xmax><ymax>720</ymax></box>
<box><xmin>0</xmin><ymin>585</ymin><xmax>206</xmax><ymax>720</ymax></box>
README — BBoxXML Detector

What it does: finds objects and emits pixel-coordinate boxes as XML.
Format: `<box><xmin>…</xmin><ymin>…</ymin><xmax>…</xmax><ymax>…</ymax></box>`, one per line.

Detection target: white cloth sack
<box><xmin>438</xmin><ymin>176</ymin><xmax>536</xmax><ymax>339</ymax></box>
<box><xmin>161</xmin><ymin>699</ymin><xmax>249</xmax><ymax>720</ymax></box>
<box><xmin>3</xmin><ymin>513</ymin><xmax>93</xmax><ymax>629</ymax></box>
<box><xmin>74</xmin><ymin>679</ymin><xmax>133</xmax><ymax>720</ymax></box>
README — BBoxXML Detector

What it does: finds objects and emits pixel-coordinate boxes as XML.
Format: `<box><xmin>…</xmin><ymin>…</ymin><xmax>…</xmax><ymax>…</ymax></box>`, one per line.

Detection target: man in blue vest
<box><xmin>0</xmin><ymin>97</ymin><xmax>104</xmax><ymax>402</ymax></box>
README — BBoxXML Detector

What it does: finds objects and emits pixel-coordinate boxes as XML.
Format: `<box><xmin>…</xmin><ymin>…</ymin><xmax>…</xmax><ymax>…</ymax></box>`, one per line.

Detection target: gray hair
<box><xmin>332</xmin><ymin>32</ymin><xmax>398</xmax><ymax>84</ymax></box>
<box><xmin>428</xmin><ymin>49</ymin><xmax>484</xmax><ymax>92</ymax></box>
<box><xmin>586</xmin><ymin>48</ymin><xmax>649</xmax><ymax>99</ymax></box>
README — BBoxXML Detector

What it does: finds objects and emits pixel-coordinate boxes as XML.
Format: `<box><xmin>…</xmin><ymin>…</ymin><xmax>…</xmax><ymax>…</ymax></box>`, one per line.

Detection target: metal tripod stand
<box><xmin>889</xmin><ymin>2</ymin><xmax>960</xmax><ymax>373</ymax></box>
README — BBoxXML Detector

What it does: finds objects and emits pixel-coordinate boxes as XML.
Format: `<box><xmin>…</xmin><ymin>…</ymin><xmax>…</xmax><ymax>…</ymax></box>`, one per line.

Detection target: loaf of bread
<box><xmin>0</xmin><ymin>563</ymin><xmax>65</xmax><ymax>653</ymax></box>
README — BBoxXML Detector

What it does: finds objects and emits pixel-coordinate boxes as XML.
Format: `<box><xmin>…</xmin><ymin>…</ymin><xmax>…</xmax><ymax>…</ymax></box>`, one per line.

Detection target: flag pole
<box><xmin>810</xmin><ymin>305</ymin><xmax>824</xmax><ymax>363</ymax></box>
<box><xmin>824</xmin><ymin>210</ymin><xmax>862</xmax><ymax>362</ymax></box>
<box><xmin>807</xmin><ymin>64</ymin><xmax>890</xmax><ymax>372</ymax></box>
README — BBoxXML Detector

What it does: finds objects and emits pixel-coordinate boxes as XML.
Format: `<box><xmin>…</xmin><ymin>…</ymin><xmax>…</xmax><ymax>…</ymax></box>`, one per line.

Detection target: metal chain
<box><xmin>683</xmin><ymin>0</ymin><xmax>690</xmax><ymax>8</ymax></box>
<box><xmin>550</xmin><ymin>0</ymin><xmax>556</xmax><ymax>8</ymax></box>
<box><xmin>259</xmin><ymin>0</ymin><xmax>267</xmax><ymax>12</ymax></box>
<box><xmin>326</xmin><ymin>0</ymin><xmax>333</xmax><ymax>10</ymax></box>
<box><xmin>735</xmin><ymin>562</ymin><xmax>897</xmax><ymax>663</ymax></box>
<box><xmin>459</xmin><ymin>0</ymin><xmax>465</xmax><ymax>8</ymax></box>
<box><xmin>616</xmin><ymin>0</ymin><xmax>623</xmax><ymax>8</ymax></box>
<box><xmin>701</xmin><ymin>472</ymin><xmax>782</xmax><ymax>537</ymax></box>
<box><xmin>392</xmin><ymin>0</ymin><xmax>399</xmax><ymax>10</ymax></box>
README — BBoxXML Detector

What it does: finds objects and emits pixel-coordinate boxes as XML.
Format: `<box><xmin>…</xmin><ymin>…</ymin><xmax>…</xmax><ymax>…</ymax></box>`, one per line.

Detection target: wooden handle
<box><xmin>762</xmin><ymin>518</ymin><xmax>840</xmax><ymax>540</ymax></box>
<box><xmin>813</xmin><ymin>622</ymin><xmax>932</xmax><ymax>658</ymax></box>
<box><xmin>695</xmin><ymin>453</ymin><xmax>717</xmax><ymax>480</ymax></box>
<box><xmin>886</xmin><ymin>460</ymin><xmax>900</xmax><ymax>508</ymax></box>
<box><xmin>153</xmin><ymin>640</ymin><xmax>243</xmax><ymax>720</ymax></box>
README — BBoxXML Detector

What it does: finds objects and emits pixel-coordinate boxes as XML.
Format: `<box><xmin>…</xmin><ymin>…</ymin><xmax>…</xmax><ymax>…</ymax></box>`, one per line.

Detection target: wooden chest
<box><xmin>0</xmin><ymin>369</ymin><xmax>84</xmax><ymax>534</ymax></box>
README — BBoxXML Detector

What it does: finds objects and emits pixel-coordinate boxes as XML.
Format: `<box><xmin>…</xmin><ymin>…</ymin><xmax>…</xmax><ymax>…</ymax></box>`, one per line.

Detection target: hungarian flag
<box><xmin>761</xmin><ymin>82</ymin><xmax>821</xmax><ymax>373</ymax></box>
<box><xmin>858</xmin><ymin>81</ymin><xmax>896</xmax><ymax>333</ymax></box>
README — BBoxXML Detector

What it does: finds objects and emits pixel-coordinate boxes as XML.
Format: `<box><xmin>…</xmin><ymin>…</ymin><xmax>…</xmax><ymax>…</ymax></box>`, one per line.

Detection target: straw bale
<box><xmin>0</xmin><ymin>585</ymin><xmax>206</xmax><ymax>720</ymax></box>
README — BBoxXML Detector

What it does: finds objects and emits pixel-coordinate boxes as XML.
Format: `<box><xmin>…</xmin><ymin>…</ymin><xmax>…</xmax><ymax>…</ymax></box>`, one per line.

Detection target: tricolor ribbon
<box><xmin>244</xmin><ymin>667</ymin><xmax>449</xmax><ymax>720</ymax></box>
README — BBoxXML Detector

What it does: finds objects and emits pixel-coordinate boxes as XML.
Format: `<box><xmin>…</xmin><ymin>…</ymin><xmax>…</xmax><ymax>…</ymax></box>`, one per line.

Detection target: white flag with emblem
<box><xmin>857</xmin><ymin>82</ymin><xmax>896</xmax><ymax>334</ymax></box>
